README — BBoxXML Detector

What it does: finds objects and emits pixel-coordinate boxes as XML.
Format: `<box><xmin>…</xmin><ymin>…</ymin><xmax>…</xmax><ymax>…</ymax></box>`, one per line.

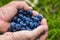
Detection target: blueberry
<box><xmin>29</xmin><ymin>22</ymin><xmax>34</xmax><ymax>29</ymax></box>
<box><xmin>26</xmin><ymin>27</ymin><xmax>31</xmax><ymax>31</ymax></box>
<box><xmin>10</xmin><ymin>22</ymin><xmax>16</xmax><ymax>28</ymax></box>
<box><xmin>23</xmin><ymin>11</ymin><xmax>27</xmax><ymax>15</ymax></box>
<box><xmin>8</xmin><ymin>9</ymin><xmax>42</xmax><ymax>32</ymax></box>
<box><xmin>26</xmin><ymin>15</ymin><xmax>29</xmax><ymax>17</ymax></box>
<box><xmin>31</xmin><ymin>16</ymin><xmax>35</xmax><ymax>19</ymax></box>
<box><xmin>31</xmin><ymin>16</ymin><xmax>39</xmax><ymax>22</ymax></box>
<box><xmin>18</xmin><ymin>14</ymin><xmax>23</xmax><ymax>18</ymax></box>
<box><xmin>37</xmin><ymin>22</ymin><xmax>41</xmax><ymax>26</ymax></box>
<box><xmin>25</xmin><ymin>21</ymin><xmax>30</xmax><ymax>26</ymax></box>
<box><xmin>23</xmin><ymin>16</ymin><xmax>26</xmax><ymax>19</ymax></box>
<box><xmin>20</xmin><ymin>21</ymin><xmax>24</xmax><ymax>26</ymax></box>
<box><xmin>29</xmin><ymin>18</ymin><xmax>33</xmax><ymax>22</ymax></box>
<box><xmin>8</xmin><ymin>27</ymin><xmax>12</xmax><ymax>32</ymax></box>
<box><xmin>27</xmin><ymin>10</ymin><xmax>33</xmax><ymax>16</ymax></box>
<box><xmin>18</xmin><ymin>9</ymin><xmax>24</xmax><ymax>14</ymax></box>
<box><xmin>22</xmin><ymin>16</ymin><xmax>26</xmax><ymax>21</ymax></box>
<box><xmin>22</xmin><ymin>23</ymin><xmax>26</xmax><ymax>27</ymax></box>
<box><xmin>17</xmin><ymin>18</ymin><xmax>21</xmax><ymax>23</ymax></box>
<box><xmin>34</xmin><ymin>17</ymin><xmax>39</xmax><ymax>22</ymax></box>
<box><xmin>21</xmin><ymin>27</ymin><xmax>26</xmax><ymax>30</ymax></box>
<box><xmin>13</xmin><ymin>29</ymin><xmax>16</xmax><ymax>32</ymax></box>
<box><xmin>33</xmin><ymin>22</ymin><xmax>38</xmax><ymax>28</ymax></box>
<box><xmin>36</xmin><ymin>15</ymin><xmax>42</xmax><ymax>21</ymax></box>
<box><xmin>25</xmin><ymin>18</ymin><xmax>31</xmax><ymax>22</ymax></box>
<box><xmin>16</xmin><ymin>24</ymin><xmax>21</xmax><ymax>30</ymax></box>
<box><xmin>13</xmin><ymin>16</ymin><xmax>17</xmax><ymax>22</ymax></box>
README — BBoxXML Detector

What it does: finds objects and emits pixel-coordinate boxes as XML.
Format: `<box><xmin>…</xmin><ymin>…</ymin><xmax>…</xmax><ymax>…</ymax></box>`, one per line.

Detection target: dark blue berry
<box><xmin>18</xmin><ymin>14</ymin><xmax>23</xmax><ymax>18</ymax></box>
<box><xmin>22</xmin><ymin>16</ymin><xmax>26</xmax><ymax>21</ymax></box>
<box><xmin>23</xmin><ymin>11</ymin><xmax>27</xmax><ymax>15</ymax></box>
<box><xmin>37</xmin><ymin>22</ymin><xmax>41</xmax><ymax>26</ymax></box>
<box><xmin>22</xmin><ymin>23</ymin><xmax>26</xmax><ymax>27</ymax></box>
<box><xmin>29</xmin><ymin>18</ymin><xmax>33</xmax><ymax>22</ymax></box>
<box><xmin>8</xmin><ymin>9</ymin><xmax>42</xmax><ymax>32</ymax></box>
<box><xmin>16</xmin><ymin>24</ymin><xmax>21</xmax><ymax>30</ymax></box>
<box><xmin>20</xmin><ymin>21</ymin><xmax>24</xmax><ymax>26</ymax></box>
<box><xmin>33</xmin><ymin>22</ymin><xmax>38</xmax><ymax>28</ymax></box>
<box><xmin>17</xmin><ymin>18</ymin><xmax>21</xmax><ymax>23</ymax></box>
<box><xmin>10</xmin><ymin>22</ymin><xmax>16</xmax><ymax>28</ymax></box>
<box><xmin>22</xmin><ymin>16</ymin><xmax>26</xmax><ymax>19</ymax></box>
<box><xmin>27</xmin><ymin>10</ymin><xmax>33</xmax><ymax>16</ymax></box>
<box><xmin>25</xmin><ymin>21</ymin><xmax>30</xmax><ymax>26</ymax></box>
<box><xmin>13</xmin><ymin>16</ymin><xmax>17</xmax><ymax>22</ymax></box>
<box><xmin>13</xmin><ymin>29</ymin><xmax>16</xmax><ymax>32</ymax></box>
<box><xmin>8</xmin><ymin>27</ymin><xmax>12</xmax><ymax>32</ymax></box>
<box><xmin>29</xmin><ymin>22</ymin><xmax>34</xmax><ymax>29</ymax></box>
<box><xmin>25</xmin><ymin>18</ymin><xmax>31</xmax><ymax>22</ymax></box>
<box><xmin>20</xmin><ymin>21</ymin><xmax>26</xmax><ymax>27</ymax></box>
<box><xmin>31</xmin><ymin>16</ymin><xmax>35</xmax><ymax>19</ymax></box>
<box><xmin>34</xmin><ymin>17</ymin><xmax>39</xmax><ymax>22</ymax></box>
<box><xmin>26</xmin><ymin>27</ymin><xmax>31</xmax><ymax>31</ymax></box>
<box><xmin>36</xmin><ymin>15</ymin><xmax>42</xmax><ymax>21</ymax></box>
<box><xmin>21</xmin><ymin>27</ymin><xmax>26</xmax><ymax>30</ymax></box>
<box><xmin>18</xmin><ymin>9</ymin><xmax>24</xmax><ymax>14</ymax></box>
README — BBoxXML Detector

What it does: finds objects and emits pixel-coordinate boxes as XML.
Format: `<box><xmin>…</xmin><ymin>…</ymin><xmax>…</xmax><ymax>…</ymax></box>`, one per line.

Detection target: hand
<box><xmin>0</xmin><ymin>1</ymin><xmax>32</xmax><ymax>32</ymax></box>
<box><xmin>14</xmin><ymin>18</ymin><xmax>48</xmax><ymax>40</ymax></box>
<box><xmin>0</xmin><ymin>1</ymin><xmax>48</xmax><ymax>40</ymax></box>
<box><xmin>3</xmin><ymin>18</ymin><xmax>48</xmax><ymax>40</ymax></box>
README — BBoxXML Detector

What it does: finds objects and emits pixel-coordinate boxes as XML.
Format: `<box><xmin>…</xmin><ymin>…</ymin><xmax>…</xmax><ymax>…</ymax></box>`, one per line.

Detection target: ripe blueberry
<box><xmin>18</xmin><ymin>9</ymin><xmax>24</xmax><ymax>14</ymax></box>
<box><xmin>29</xmin><ymin>22</ymin><xmax>34</xmax><ymax>29</ymax></box>
<box><xmin>26</xmin><ymin>27</ymin><xmax>31</xmax><ymax>31</ymax></box>
<box><xmin>27</xmin><ymin>10</ymin><xmax>33</xmax><ymax>16</ymax></box>
<box><xmin>18</xmin><ymin>14</ymin><xmax>23</xmax><ymax>18</ymax></box>
<box><xmin>13</xmin><ymin>16</ymin><xmax>17</xmax><ymax>22</ymax></box>
<box><xmin>10</xmin><ymin>22</ymin><xmax>16</xmax><ymax>28</ymax></box>
<box><xmin>21</xmin><ymin>27</ymin><xmax>26</xmax><ymax>30</ymax></box>
<box><xmin>17</xmin><ymin>18</ymin><xmax>21</xmax><ymax>23</ymax></box>
<box><xmin>36</xmin><ymin>15</ymin><xmax>42</xmax><ymax>21</ymax></box>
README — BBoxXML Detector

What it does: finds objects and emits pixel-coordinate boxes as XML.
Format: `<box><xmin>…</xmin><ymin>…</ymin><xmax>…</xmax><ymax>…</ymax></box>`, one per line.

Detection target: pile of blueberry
<box><xmin>8</xmin><ymin>9</ymin><xmax>43</xmax><ymax>32</ymax></box>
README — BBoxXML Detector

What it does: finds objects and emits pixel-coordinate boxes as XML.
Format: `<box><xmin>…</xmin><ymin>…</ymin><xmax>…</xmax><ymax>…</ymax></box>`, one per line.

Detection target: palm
<box><xmin>0</xmin><ymin>4</ymin><xmax>18</xmax><ymax>32</ymax></box>
<box><xmin>0</xmin><ymin>5</ymin><xmax>17</xmax><ymax>21</ymax></box>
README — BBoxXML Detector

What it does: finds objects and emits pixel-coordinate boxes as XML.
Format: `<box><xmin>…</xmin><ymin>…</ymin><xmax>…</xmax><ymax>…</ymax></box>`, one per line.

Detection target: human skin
<box><xmin>0</xmin><ymin>1</ymin><xmax>48</xmax><ymax>40</ymax></box>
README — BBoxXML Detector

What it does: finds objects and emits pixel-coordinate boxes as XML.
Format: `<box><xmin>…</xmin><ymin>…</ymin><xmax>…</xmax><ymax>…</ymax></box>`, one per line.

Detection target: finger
<box><xmin>32</xmin><ymin>11</ymin><xmax>39</xmax><ymax>16</ymax></box>
<box><xmin>31</xmin><ymin>19</ymin><xmax>48</xmax><ymax>39</ymax></box>
<box><xmin>0</xmin><ymin>19</ymin><xmax>10</xmax><ymax>33</ymax></box>
<box><xmin>39</xmin><ymin>31</ymin><xmax>48</xmax><ymax>40</ymax></box>
<box><xmin>8</xmin><ymin>1</ymin><xmax>32</xmax><ymax>10</ymax></box>
<box><xmin>32</xmin><ymin>19</ymin><xmax>48</xmax><ymax>37</ymax></box>
<box><xmin>0</xmin><ymin>1</ymin><xmax>32</xmax><ymax>21</ymax></box>
<box><xmin>4</xmin><ymin>32</ymin><xmax>13</xmax><ymax>35</ymax></box>
<box><xmin>41</xmin><ymin>18</ymin><xmax>47</xmax><ymax>25</ymax></box>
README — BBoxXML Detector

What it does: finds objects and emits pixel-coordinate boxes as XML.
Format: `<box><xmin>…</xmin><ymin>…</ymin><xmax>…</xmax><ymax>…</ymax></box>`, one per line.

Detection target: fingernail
<box><xmin>28</xmin><ymin>7</ymin><xmax>33</xmax><ymax>10</ymax></box>
<box><xmin>33</xmin><ymin>11</ymin><xmax>39</xmax><ymax>16</ymax></box>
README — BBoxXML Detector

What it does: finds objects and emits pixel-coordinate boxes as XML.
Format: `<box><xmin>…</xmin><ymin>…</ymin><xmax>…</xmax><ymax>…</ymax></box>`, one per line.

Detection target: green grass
<box><xmin>0</xmin><ymin>0</ymin><xmax>60</xmax><ymax>40</ymax></box>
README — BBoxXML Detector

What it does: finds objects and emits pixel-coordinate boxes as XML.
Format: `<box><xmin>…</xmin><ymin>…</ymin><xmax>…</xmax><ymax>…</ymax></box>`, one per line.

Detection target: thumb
<box><xmin>0</xmin><ymin>19</ymin><xmax>10</xmax><ymax>33</ymax></box>
<box><xmin>31</xmin><ymin>18</ymin><xmax>48</xmax><ymax>39</ymax></box>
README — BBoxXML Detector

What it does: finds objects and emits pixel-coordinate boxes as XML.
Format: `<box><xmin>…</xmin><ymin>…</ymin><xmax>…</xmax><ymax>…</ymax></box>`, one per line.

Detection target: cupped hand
<box><xmin>4</xmin><ymin>18</ymin><xmax>48</xmax><ymax>40</ymax></box>
<box><xmin>0</xmin><ymin>1</ymin><xmax>48</xmax><ymax>40</ymax></box>
<box><xmin>0</xmin><ymin>1</ymin><xmax>32</xmax><ymax>32</ymax></box>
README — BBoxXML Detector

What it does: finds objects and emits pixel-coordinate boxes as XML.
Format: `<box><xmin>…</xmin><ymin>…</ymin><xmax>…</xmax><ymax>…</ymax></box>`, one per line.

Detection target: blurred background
<box><xmin>0</xmin><ymin>0</ymin><xmax>60</xmax><ymax>40</ymax></box>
